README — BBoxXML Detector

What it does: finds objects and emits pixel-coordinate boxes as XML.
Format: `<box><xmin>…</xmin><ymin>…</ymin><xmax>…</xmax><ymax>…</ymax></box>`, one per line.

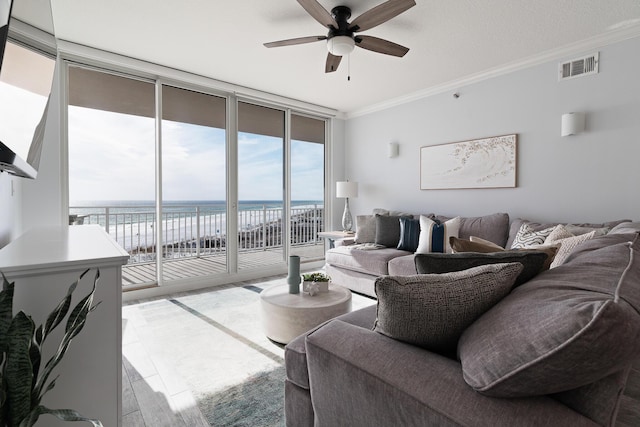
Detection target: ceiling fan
<box><xmin>264</xmin><ymin>0</ymin><xmax>416</xmax><ymax>73</ymax></box>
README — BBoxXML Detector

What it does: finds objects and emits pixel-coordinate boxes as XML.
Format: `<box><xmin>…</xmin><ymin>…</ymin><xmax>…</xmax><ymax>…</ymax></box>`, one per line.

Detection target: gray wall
<box><xmin>344</xmin><ymin>36</ymin><xmax>640</xmax><ymax>224</ymax></box>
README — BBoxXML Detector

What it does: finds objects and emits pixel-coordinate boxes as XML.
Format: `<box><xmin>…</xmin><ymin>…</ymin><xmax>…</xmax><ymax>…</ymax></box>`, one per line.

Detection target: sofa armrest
<box><xmin>334</xmin><ymin>237</ymin><xmax>355</xmax><ymax>247</ymax></box>
<box><xmin>305</xmin><ymin>320</ymin><xmax>598</xmax><ymax>427</ymax></box>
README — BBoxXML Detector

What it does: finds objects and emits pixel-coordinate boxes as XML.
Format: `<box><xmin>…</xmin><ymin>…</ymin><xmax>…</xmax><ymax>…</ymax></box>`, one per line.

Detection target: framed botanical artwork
<box><xmin>420</xmin><ymin>134</ymin><xmax>517</xmax><ymax>190</ymax></box>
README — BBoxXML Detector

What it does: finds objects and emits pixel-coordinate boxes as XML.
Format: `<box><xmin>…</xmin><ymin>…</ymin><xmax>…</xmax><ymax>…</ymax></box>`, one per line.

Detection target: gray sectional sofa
<box><xmin>325</xmin><ymin>211</ymin><xmax>626</xmax><ymax>297</ymax></box>
<box><xmin>285</xmin><ymin>214</ymin><xmax>640</xmax><ymax>426</ymax></box>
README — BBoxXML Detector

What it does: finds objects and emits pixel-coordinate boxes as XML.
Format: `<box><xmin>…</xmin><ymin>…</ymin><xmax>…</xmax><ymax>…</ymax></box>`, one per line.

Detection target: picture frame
<box><xmin>420</xmin><ymin>134</ymin><xmax>517</xmax><ymax>190</ymax></box>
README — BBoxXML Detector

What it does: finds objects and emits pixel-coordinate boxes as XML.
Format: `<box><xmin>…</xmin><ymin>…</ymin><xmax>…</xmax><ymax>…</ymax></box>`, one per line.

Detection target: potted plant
<box><xmin>301</xmin><ymin>272</ymin><xmax>331</xmax><ymax>294</ymax></box>
<box><xmin>0</xmin><ymin>269</ymin><xmax>103</xmax><ymax>427</ymax></box>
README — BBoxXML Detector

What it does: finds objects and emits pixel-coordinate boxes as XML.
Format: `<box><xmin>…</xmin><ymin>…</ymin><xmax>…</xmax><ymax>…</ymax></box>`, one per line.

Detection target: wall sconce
<box><xmin>561</xmin><ymin>112</ymin><xmax>585</xmax><ymax>136</ymax></box>
<box><xmin>388</xmin><ymin>142</ymin><xmax>399</xmax><ymax>158</ymax></box>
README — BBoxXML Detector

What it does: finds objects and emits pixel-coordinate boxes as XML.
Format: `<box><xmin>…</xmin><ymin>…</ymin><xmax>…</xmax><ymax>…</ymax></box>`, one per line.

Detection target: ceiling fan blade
<box><xmin>264</xmin><ymin>36</ymin><xmax>327</xmax><ymax>48</ymax></box>
<box><xmin>356</xmin><ymin>35</ymin><xmax>409</xmax><ymax>57</ymax></box>
<box><xmin>325</xmin><ymin>53</ymin><xmax>342</xmax><ymax>73</ymax></box>
<box><xmin>297</xmin><ymin>0</ymin><xmax>338</xmax><ymax>29</ymax></box>
<box><xmin>349</xmin><ymin>0</ymin><xmax>416</xmax><ymax>32</ymax></box>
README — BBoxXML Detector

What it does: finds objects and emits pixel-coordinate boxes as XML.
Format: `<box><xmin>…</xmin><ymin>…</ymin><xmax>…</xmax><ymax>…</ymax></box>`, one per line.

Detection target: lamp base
<box><xmin>342</xmin><ymin>198</ymin><xmax>353</xmax><ymax>231</ymax></box>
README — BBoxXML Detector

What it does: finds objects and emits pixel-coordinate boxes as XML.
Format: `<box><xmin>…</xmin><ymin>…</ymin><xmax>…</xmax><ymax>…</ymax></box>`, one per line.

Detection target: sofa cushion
<box><xmin>325</xmin><ymin>246</ymin><xmax>411</xmax><ymax>276</ymax></box>
<box><xmin>375</xmin><ymin>214</ymin><xmax>410</xmax><ymax>248</ymax></box>
<box><xmin>373</xmin><ymin>263</ymin><xmax>523</xmax><ymax>354</ymax></box>
<box><xmin>397</xmin><ymin>217</ymin><xmax>421</xmax><ymax>252</ymax></box>
<box><xmin>609</xmin><ymin>221</ymin><xmax>640</xmax><ymax>235</ymax></box>
<box><xmin>458</xmin><ymin>233</ymin><xmax>640</xmax><ymax>397</ymax></box>
<box><xmin>354</xmin><ymin>215</ymin><xmax>376</xmax><ymax>244</ymax></box>
<box><xmin>416</xmin><ymin>215</ymin><xmax>460</xmax><ymax>254</ymax></box>
<box><xmin>285</xmin><ymin>305</ymin><xmax>378</xmax><ymax>389</ymax></box>
<box><xmin>414</xmin><ymin>251</ymin><xmax>549</xmax><ymax>287</ymax></box>
<box><xmin>436</xmin><ymin>213</ymin><xmax>510</xmax><ymax>247</ymax></box>
<box><xmin>388</xmin><ymin>254</ymin><xmax>417</xmax><ymax>276</ymax></box>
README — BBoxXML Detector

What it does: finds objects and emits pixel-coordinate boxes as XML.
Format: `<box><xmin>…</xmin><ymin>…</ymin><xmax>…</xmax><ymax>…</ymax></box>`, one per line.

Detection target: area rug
<box><xmin>195</xmin><ymin>364</ymin><xmax>285</xmax><ymax>426</ymax></box>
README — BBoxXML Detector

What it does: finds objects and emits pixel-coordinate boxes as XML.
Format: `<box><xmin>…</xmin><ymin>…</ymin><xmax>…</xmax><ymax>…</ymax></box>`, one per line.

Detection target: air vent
<box><xmin>559</xmin><ymin>52</ymin><xmax>599</xmax><ymax>81</ymax></box>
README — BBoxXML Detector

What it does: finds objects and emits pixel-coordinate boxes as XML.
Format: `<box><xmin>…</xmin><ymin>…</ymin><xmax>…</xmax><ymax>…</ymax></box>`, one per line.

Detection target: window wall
<box><xmin>67</xmin><ymin>64</ymin><xmax>327</xmax><ymax>289</ymax></box>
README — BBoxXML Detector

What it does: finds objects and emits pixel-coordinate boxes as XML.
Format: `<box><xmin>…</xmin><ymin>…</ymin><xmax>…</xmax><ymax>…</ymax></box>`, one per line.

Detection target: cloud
<box><xmin>68</xmin><ymin>107</ymin><xmax>324</xmax><ymax>204</ymax></box>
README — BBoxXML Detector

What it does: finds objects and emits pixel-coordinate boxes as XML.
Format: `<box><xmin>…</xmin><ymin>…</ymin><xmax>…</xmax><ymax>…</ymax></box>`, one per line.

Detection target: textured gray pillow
<box><xmin>414</xmin><ymin>251</ymin><xmax>549</xmax><ymax>287</ymax></box>
<box><xmin>459</xmin><ymin>235</ymin><xmax>640</xmax><ymax>397</ymax></box>
<box><xmin>354</xmin><ymin>215</ymin><xmax>376</xmax><ymax>243</ymax></box>
<box><xmin>374</xmin><ymin>214</ymin><xmax>409</xmax><ymax>248</ymax></box>
<box><xmin>373</xmin><ymin>263</ymin><xmax>523</xmax><ymax>354</ymax></box>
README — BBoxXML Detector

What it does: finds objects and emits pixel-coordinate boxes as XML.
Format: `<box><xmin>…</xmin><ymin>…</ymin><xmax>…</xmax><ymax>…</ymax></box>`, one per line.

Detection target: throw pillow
<box><xmin>416</xmin><ymin>215</ymin><xmax>461</xmax><ymax>254</ymax></box>
<box><xmin>458</xmin><ymin>236</ymin><xmax>640</xmax><ymax>398</ymax></box>
<box><xmin>397</xmin><ymin>217</ymin><xmax>421</xmax><ymax>252</ymax></box>
<box><xmin>510</xmin><ymin>223</ymin><xmax>556</xmax><ymax>249</ymax></box>
<box><xmin>450</xmin><ymin>236</ymin><xmax>504</xmax><ymax>253</ymax></box>
<box><xmin>354</xmin><ymin>215</ymin><xmax>376</xmax><ymax>244</ymax></box>
<box><xmin>373</xmin><ymin>263</ymin><xmax>524</xmax><ymax>354</ymax></box>
<box><xmin>470</xmin><ymin>236</ymin><xmax>505</xmax><ymax>250</ymax></box>
<box><xmin>374</xmin><ymin>214</ymin><xmax>409</xmax><ymax>248</ymax></box>
<box><xmin>451</xmin><ymin>236</ymin><xmax>559</xmax><ymax>270</ymax></box>
<box><xmin>545</xmin><ymin>226</ymin><xmax>597</xmax><ymax>268</ymax></box>
<box><xmin>415</xmin><ymin>251</ymin><xmax>550</xmax><ymax>287</ymax></box>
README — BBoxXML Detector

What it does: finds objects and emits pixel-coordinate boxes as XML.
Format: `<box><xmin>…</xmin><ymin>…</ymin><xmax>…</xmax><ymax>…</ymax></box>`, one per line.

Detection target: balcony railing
<box><xmin>69</xmin><ymin>203</ymin><xmax>324</xmax><ymax>264</ymax></box>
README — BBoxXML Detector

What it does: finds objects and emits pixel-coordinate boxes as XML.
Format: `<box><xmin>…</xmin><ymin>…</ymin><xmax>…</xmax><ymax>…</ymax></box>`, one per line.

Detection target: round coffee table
<box><xmin>260</xmin><ymin>284</ymin><xmax>352</xmax><ymax>344</ymax></box>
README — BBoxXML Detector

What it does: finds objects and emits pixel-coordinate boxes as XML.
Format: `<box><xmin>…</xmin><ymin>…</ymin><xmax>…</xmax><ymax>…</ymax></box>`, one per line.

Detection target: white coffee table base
<box><xmin>260</xmin><ymin>284</ymin><xmax>352</xmax><ymax>344</ymax></box>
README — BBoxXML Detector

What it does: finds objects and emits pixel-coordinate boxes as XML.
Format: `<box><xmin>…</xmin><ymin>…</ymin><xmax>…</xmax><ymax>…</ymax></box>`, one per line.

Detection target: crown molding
<box><xmin>345</xmin><ymin>25</ymin><xmax>640</xmax><ymax>119</ymax></box>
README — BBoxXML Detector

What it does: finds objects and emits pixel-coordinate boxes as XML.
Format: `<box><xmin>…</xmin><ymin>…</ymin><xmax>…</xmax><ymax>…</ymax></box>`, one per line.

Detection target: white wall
<box><xmin>0</xmin><ymin>64</ymin><xmax>63</xmax><ymax>248</ymax></box>
<box><xmin>19</xmin><ymin>63</ymin><xmax>64</xmax><ymax>232</ymax></box>
<box><xmin>345</xmin><ymin>36</ymin><xmax>640</xmax><ymax>224</ymax></box>
<box><xmin>0</xmin><ymin>173</ymin><xmax>17</xmax><ymax>247</ymax></box>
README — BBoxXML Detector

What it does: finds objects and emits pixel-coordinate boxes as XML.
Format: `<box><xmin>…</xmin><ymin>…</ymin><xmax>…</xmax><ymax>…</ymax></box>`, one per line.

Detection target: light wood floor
<box><xmin>122</xmin><ymin>243</ymin><xmax>325</xmax><ymax>288</ymax></box>
<box><xmin>121</xmin><ymin>274</ymin><xmax>376</xmax><ymax>427</ymax></box>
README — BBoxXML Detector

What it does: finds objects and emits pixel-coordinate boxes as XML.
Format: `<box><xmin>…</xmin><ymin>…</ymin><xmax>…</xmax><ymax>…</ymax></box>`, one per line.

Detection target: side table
<box><xmin>318</xmin><ymin>230</ymin><xmax>356</xmax><ymax>248</ymax></box>
<box><xmin>260</xmin><ymin>283</ymin><xmax>352</xmax><ymax>344</ymax></box>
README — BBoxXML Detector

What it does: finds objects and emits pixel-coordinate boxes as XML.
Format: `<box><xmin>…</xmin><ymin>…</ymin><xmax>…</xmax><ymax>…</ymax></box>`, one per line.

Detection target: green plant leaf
<box><xmin>5</xmin><ymin>312</ymin><xmax>35</xmax><ymax>427</ymax></box>
<box><xmin>33</xmin><ymin>270</ymin><xmax>100</xmax><ymax>402</ymax></box>
<box><xmin>29</xmin><ymin>269</ymin><xmax>89</xmax><ymax>395</ymax></box>
<box><xmin>19</xmin><ymin>405</ymin><xmax>103</xmax><ymax>427</ymax></box>
<box><xmin>0</xmin><ymin>274</ymin><xmax>15</xmax><ymax>352</ymax></box>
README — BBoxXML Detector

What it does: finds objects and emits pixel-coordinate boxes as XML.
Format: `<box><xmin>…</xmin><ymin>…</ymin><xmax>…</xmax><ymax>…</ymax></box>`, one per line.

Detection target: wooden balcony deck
<box><xmin>122</xmin><ymin>242</ymin><xmax>325</xmax><ymax>288</ymax></box>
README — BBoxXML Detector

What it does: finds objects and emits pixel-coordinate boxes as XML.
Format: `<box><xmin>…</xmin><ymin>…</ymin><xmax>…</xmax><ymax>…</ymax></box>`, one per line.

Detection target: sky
<box><xmin>67</xmin><ymin>106</ymin><xmax>325</xmax><ymax>204</ymax></box>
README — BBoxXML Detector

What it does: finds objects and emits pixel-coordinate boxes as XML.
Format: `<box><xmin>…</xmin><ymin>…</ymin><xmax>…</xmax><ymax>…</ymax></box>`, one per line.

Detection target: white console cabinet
<box><xmin>0</xmin><ymin>225</ymin><xmax>129</xmax><ymax>427</ymax></box>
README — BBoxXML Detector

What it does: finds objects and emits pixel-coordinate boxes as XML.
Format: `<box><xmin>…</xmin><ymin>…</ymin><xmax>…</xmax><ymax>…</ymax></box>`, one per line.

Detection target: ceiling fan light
<box><xmin>327</xmin><ymin>36</ymin><xmax>355</xmax><ymax>56</ymax></box>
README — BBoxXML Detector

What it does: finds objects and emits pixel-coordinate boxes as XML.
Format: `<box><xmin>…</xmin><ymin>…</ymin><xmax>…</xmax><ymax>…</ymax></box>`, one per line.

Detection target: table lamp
<box><xmin>336</xmin><ymin>181</ymin><xmax>358</xmax><ymax>232</ymax></box>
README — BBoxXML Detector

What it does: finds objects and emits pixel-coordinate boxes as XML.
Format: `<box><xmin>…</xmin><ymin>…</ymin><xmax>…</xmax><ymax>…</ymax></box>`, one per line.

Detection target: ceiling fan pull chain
<box><xmin>348</xmin><ymin>54</ymin><xmax>351</xmax><ymax>81</ymax></box>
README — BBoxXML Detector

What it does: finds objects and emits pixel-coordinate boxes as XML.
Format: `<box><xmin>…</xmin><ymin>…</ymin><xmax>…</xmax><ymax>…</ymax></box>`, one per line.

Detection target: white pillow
<box><xmin>417</xmin><ymin>215</ymin><xmax>460</xmax><ymax>254</ymax></box>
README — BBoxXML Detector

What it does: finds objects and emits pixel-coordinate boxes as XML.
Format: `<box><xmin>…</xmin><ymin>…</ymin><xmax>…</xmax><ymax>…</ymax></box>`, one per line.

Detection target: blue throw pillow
<box><xmin>397</xmin><ymin>217</ymin><xmax>421</xmax><ymax>252</ymax></box>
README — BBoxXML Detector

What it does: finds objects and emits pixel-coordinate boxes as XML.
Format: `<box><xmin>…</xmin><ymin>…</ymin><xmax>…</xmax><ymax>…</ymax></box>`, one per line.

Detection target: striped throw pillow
<box><xmin>417</xmin><ymin>215</ymin><xmax>461</xmax><ymax>254</ymax></box>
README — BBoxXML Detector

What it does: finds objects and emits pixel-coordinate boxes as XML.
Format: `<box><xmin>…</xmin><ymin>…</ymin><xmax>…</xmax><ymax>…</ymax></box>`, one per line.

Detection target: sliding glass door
<box><xmin>237</xmin><ymin>101</ymin><xmax>285</xmax><ymax>270</ymax></box>
<box><xmin>161</xmin><ymin>85</ymin><xmax>227</xmax><ymax>281</ymax></box>
<box><xmin>67</xmin><ymin>66</ymin><xmax>157</xmax><ymax>287</ymax></box>
<box><xmin>290</xmin><ymin>114</ymin><xmax>326</xmax><ymax>261</ymax></box>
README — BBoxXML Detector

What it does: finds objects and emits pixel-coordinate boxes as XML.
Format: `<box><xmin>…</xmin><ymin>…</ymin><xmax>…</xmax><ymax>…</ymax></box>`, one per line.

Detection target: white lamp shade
<box><xmin>327</xmin><ymin>36</ymin><xmax>355</xmax><ymax>56</ymax></box>
<box><xmin>561</xmin><ymin>112</ymin><xmax>585</xmax><ymax>136</ymax></box>
<box><xmin>336</xmin><ymin>181</ymin><xmax>358</xmax><ymax>198</ymax></box>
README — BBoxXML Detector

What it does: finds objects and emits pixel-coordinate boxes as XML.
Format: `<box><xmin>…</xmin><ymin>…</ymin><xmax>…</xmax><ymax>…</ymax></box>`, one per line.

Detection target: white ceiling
<box><xmin>13</xmin><ymin>0</ymin><xmax>640</xmax><ymax>115</ymax></box>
